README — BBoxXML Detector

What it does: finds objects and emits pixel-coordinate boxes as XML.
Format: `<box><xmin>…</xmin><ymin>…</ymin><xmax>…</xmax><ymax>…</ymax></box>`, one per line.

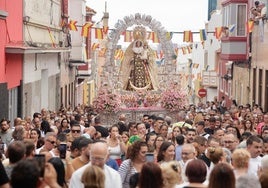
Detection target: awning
<box><xmin>5</xmin><ymin>44</ymin><xmax>70</xmax><ymax>54</ymax></box>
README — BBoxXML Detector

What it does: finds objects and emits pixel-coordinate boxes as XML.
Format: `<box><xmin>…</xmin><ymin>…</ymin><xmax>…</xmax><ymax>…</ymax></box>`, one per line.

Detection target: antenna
<box><xmin>102</xmin><ymin>1</ymin><xmax>109</xmax><ymax>27</ymax></box>
<box><xmin>105</xmin><ymin>1</ymin><xmax>107</xmax><ymax>12</ymax></box>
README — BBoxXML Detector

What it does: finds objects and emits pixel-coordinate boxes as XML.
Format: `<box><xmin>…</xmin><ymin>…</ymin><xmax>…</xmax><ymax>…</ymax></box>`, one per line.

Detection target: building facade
<box><xmin>0</xmin><ymin>0</ymin><xmax>23</xmax><ymax>121</ymax></box>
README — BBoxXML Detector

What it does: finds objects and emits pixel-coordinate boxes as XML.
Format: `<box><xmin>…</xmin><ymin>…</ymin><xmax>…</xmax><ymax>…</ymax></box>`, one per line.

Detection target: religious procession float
<box><xmin>92</xmin><ymin>13</ymin><xmax>189</xmax><ymax>124</ymax></box>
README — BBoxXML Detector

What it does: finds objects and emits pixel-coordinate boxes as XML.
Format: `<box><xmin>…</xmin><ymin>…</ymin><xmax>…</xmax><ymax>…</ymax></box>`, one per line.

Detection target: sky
<box><xmin>86</xmin><ymin>0</ymin><xmax>209</xmax><ymax>32</ymax></box>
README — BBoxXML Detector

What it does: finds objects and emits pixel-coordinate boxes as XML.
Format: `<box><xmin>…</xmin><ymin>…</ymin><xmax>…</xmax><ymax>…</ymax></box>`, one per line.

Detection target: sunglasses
<box><xmin>47</xmin><ymin>140</ymin><xmax>56</xmax><ymax>145</ymax></box>
<box><xmin>71</xmin><ymin>130</ymin><xmax>81</xmax><ymax>133</ymax></box>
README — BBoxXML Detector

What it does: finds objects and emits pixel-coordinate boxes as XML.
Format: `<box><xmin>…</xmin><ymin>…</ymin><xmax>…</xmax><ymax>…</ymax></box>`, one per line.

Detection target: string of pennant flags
<box><xmin>66</xmin><ymin>19</ymin><xmax>255</xmax><ymax>42</ymax></box>
<box><xmin>86</xmin><ymin>20</ymin><xmax>254</xmax><ymax>66</ymax></box>
<box><xmin>54</xmin><ymin>19</ymin><xmax>255</xmax><ymax>66</ymax></box>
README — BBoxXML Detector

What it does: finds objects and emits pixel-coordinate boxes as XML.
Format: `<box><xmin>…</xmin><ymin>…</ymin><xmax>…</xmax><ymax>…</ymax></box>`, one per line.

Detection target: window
<box><xmin>237</xmin><ymin>4</ymin><xmax>247</xmax><ymax>36</ymax></box>
<box><xmin>222</xmin><ymin>3</ymin><xmax>247</xmax><ymax>37</ymax></box>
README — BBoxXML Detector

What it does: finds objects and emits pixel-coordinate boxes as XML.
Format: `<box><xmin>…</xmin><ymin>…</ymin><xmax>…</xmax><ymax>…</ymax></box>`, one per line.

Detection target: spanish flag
<box><xmin>95</xmin><ymin>28</ymin><xmax>104</xmax><ymax>39</ymax></box>
<box><xmin>69</xmin><ymin>20</ymin><xmax>78</xmax><ymax>31</ymax></box>
<box><xmin>124</xmin><ymin>31</ymin><xmax>132</xmax><ymax>42</ymax></box>
<box><xmin>200</xmin><ymin>29</ymin><xmax>207</xmax><ymax>41</ymax></box>
<box><xmin>91</xmin><ymin>43</ymin><xmax>100</xmax><ymax>50</ymax></box>
<box><xmin>102</xmin><ymin>26</ymin><xmax>109</xmax><ymax>35</ymax></box>
<box><xmin>81</xmin><ymin>22</ymin><xmax>93</xmax><ymax>37</ymax></box>
<box><xmin>215</xmin><ymin>27</ymin><xmax>222</xmax><ymax>40</ymax></box>
<box><xmin>114</xmin><ymin>49</ymin><xmax>124</xmax><ymax>61</ymax></box>
<box><xmin>247</xmin><ymin>21</ymin><xmax>254</xmax><ymax>33</ymax></box>
<box><xmin>183</xmin><ymin>31</ymin><xmax>193</xmax><ymax>42</ymax></box>
<box><xmin>148</xmin><ymin>32</ymin><xmax>159</xmax><ymax>43</ymax></box>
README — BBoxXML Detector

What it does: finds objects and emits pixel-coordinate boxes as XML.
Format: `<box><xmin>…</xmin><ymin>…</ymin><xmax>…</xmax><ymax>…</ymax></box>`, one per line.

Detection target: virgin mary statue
<box><xmin>119</xmin><ymin>26</ymin><xmax>159</xmax><ymax>91</ymax></box>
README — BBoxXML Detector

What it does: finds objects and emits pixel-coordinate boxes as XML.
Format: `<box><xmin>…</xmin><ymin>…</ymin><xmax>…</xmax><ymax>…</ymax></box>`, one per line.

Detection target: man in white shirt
<box><xmin>69</xmin><ymin>141</ymin><xmax>122</xmax><ymax>188</ymax></box>
<box><xmin>35</xmin><ymin>132</ymin><xmax>57</xmax><ymax>154</ymax></box>
<box><xmin>246</xmin><ymin>135</ymin><xmax>263</xmax><ymax>177</ymax></box>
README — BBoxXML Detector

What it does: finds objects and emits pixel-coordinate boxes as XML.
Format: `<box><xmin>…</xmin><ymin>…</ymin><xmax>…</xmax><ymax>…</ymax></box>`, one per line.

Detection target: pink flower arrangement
<box><xmin>121</xmin><ymin>93</ymin><xmax>138</xmax><ymax>107</ymax></box>
<box><xmin>93</xmin><ymin>87</ymin><xmax>121</xmax><ymax>113</ymax></box>
<box><xmin>120</xmin><ymin>90</ymin><xmax>161</xmax><ymax>108</ymax></box>
<box><xmin>160</xmin><ymin>83</ymin><xmax>188</xmax><ymax>112</ymax></box>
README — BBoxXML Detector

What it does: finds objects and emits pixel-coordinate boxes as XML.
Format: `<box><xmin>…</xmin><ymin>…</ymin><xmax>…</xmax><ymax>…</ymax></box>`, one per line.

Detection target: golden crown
<box><xmin>133</xmin><ymin>26</ymin><xmax>147</xmax><ymax>41</ymax></box>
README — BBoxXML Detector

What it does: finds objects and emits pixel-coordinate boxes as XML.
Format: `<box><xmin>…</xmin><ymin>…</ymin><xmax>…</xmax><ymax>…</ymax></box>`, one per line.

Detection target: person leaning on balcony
<box><xmin>251</xmin><ymin>1</ymin><xmax>267</xmax><ymax>21</ymax></box>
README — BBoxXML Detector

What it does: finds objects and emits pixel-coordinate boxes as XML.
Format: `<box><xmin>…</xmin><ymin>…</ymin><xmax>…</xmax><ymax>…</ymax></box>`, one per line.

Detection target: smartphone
<box><xmin>34</xmin><ymin>154</ymin><xmax>46</xmax><ymax>177</ymax></box>
<box><xmin>58</xmin><ymin>143</ymin><xmax>67</xmax><ymax>159</ymax></box>
<box><xmin>145</xmin><ymin>153</ymin><xmax>154</xmax><ymax>162</ymax></box>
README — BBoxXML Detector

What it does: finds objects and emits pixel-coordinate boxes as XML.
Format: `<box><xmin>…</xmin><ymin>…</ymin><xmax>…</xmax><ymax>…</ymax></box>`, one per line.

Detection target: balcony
<box><xmin>220</xmin><ymin>36</ymin><xmax>248</xmax><ymax>61</ymax></box>
<box><xmin>202</xmin><ymin>70</ymin><xmax>218</xmax><ymax>88</ymax></box>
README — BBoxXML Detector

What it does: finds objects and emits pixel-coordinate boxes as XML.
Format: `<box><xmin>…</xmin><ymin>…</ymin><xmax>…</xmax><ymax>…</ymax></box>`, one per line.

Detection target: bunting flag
<box><xmin>102</xmin><ymin>26</ymin><xmax>109</xmax><ymax>35</ymax></box>
<box><xmin>91</xmin><ymin>43</ymin><xmax>100</xmax><ymax>50</ymax></box>
<box><xmin>187</xmin><ymin>46</ymin><xmax>192</xmax><ymax>53</ymax></box>
<box><xmin>159</xmin><ymin>50</ymin><xmax>164</xmax><ymax>59</ymax></box>
<box><xmin>200</xmin><ymin>29</ymin><xmax>207</xmax><ymax>41</ymax></box>
<box><xmin>189</xmin><ymin>62</ymin><xmax>193</xmax><ymax>68</ymax></box>
<box><xmin>166</xmin><ymin>32</ymin><xmax>173</xmax><ymax>40</ymax></box>
<box><xmin>81</xmin><ymin>22</ymin><xmax>93</xmax><ymax>37</ymax></box>
<box><xmin>183</xmin><ymin>31</ymin><xmax>193</xmax><ymax>42</ymax></box>
<box><xmin>201</xmin><ymin>41</ymin><xmax>205</xmax><ymax>49</ymax></box>
<box><xmin>124</xmin><ymin>31</ymin><xmax>132</xmax><ymax>42</ymax></box>
<box><xmin>197</xmin><ymin>73</ymin><xmax>202</xmax><ymax>81</ymax></box>
<box><xmin>148</xmin><ymin>32</ymin><xmax>159</xmax><ymax>43</ymax></box>
<box><xmin>95</xmin><ymin>28</ymin><xmax>104</xmax><ymax>39</ymax></box>
<box><xmin>69</xmin><ymin>20</ymin><xmax>78</xmax><ymax>31</ymax></box>
<box><xmin>154</xmin><ymin>51</ymin><xmax>159</xmax><ymax>59</ymax></box>
<box><xmin>60</xmin><ymin>19</ymin><xmax>67</xmax><ymax>27</ymax></box>
<box><xmin>229</xmin><ymin>24</ymin><xmax>236</xmax><ymax>33</ymax></box>
<box><xmin>114</xmin><ymin>49</ymin><xmax>124</xmax><ymax>61</ymax></box>
<box><xmin>215</xmin><ymin>27</ymin><xmax>222</xmax><ymax>40</ymax></box>
<box><xmin>98</xmin><ymin>48</ymin><xmax>107</xmax><ymax>57</ymax></box>
<box><xmin>174</xmin><ymin>47</ymin><xmax>179</xmax><ymax>55</ymax></box>
<box><xmin>193</xmin><ymin>63</ymin><xmax>199</xmax><ymax>68</ymax></box>
<box><xmin>247</xmin><ymin>20</ymin><xmax>254</xmax><ymax>33</ymax></box>
<box><xmin>181</xmin><ymin>47</ymin><xmax>187</xmax><ymax>55</ymax></box>
<box><xmin>47</xmin><ymin>27</ymin><xmax>56</xmax><ymax>48</ymax></box>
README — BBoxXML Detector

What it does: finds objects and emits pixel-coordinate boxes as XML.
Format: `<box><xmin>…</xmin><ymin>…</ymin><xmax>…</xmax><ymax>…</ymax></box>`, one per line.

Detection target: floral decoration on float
<box><xmin>160</xmin><ymin>82</ymin><xmax>188</xmax><ymax>112</ymax></box>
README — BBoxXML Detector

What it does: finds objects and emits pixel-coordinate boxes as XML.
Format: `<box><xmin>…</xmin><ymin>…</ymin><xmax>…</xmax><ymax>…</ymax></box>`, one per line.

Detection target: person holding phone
<box><xmin>107</xmin><ymin>125</ymin><xmax>127</xmax><ymax>166</ymax></box>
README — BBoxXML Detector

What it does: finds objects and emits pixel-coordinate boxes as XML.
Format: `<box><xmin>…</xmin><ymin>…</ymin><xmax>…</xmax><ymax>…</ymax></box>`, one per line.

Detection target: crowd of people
<box><xmin>0</xmin><ymin>101</ymin><xmax>268</xmax><ymax>188</ymax></box>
